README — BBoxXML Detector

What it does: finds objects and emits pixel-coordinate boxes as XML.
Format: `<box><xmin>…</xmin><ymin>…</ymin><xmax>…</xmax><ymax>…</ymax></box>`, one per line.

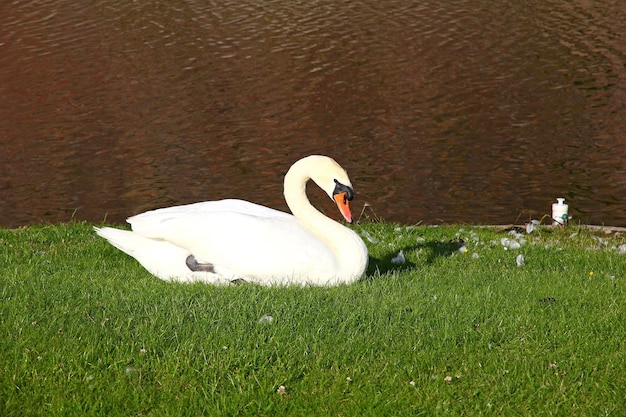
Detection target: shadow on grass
<box><xmin>365</xmin><ymin>239</ymin><xmax>465</xmax><ymax>278</ymax></box>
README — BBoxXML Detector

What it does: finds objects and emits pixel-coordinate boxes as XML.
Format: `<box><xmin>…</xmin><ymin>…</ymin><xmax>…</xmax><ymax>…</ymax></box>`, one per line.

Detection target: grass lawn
<box><xmin>1</xmin><ymin>222</ymin><xmax>625</xmax><ymax>416</ymax></box>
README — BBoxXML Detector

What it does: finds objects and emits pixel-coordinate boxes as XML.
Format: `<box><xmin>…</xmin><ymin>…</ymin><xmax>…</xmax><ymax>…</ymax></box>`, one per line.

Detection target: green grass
<box><xmin>1</xmin><ymin>222</ymin><xmax>625</xmax><ymax>416</ymax></box>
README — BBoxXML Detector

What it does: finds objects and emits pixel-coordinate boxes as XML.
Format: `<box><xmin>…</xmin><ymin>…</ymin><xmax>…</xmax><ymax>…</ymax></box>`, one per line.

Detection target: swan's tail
<box><xmin>94</xmin><ymin>226</ymin><xmax>146</xmax><ymax>257</ymax></box>
<box><xmin>93</xmin><ymin>226</ymin><xmax>227</xmax><ymax>284</ymax></box>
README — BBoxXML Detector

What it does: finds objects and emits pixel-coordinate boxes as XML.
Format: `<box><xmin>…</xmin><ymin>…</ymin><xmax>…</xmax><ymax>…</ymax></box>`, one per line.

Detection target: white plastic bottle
<box><xmin>552</xmin><ymin>198</ymin><xmax>569</xmax><ymax>225</ymax></box>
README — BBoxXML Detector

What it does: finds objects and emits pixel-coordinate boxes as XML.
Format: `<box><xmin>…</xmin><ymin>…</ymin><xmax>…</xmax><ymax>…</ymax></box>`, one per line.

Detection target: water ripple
<box><xmin>0</xmin><ymin>0</ymin><xmax>624</xmax><ymax>226</ymax></box>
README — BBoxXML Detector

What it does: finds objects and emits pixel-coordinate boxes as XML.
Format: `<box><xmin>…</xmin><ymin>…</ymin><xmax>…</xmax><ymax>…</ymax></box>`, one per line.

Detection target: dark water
<box><xmin>1</xmin><ymin>0</ymin><xmax>625</xmax><ymax>228</ymax></box>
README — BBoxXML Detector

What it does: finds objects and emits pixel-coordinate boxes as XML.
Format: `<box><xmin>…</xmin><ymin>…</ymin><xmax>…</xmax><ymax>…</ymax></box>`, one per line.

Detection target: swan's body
<box><xmin>94</xmin><ymin>155</ymin><xmax>368</xmax><ymax>286</ymax></box>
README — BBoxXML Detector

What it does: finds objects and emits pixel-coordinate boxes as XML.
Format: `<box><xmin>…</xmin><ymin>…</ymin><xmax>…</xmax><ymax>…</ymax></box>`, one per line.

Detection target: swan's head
<box><xmin>331</xmin><ymin>178</ymin><xmax>355</xmax><ymax>224</ymax></box>
<box><xmin>293</xmin><ymin>155</ymin><xmax>356</xmax><ymax>224</ymax></box>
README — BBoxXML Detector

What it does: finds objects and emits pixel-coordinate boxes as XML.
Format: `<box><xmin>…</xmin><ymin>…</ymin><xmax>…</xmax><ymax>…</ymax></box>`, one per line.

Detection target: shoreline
<box><xmin>474</xmin><ymin>224</ymin><xmax>626</xmax><ymax>233</ymax></box>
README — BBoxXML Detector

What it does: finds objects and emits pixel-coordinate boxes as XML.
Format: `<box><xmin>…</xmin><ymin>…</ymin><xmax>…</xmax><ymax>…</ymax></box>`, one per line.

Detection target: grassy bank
<box><xmin>1</xmin><ymin>222</ymin><xmax>625</xmax><ymax>416</ymax></box>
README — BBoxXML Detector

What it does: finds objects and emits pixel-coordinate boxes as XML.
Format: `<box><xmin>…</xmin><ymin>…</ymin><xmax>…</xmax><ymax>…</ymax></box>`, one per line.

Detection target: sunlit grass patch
<box><xmin>1</xmin><ymin>222</ymin><xmax>625</xmax><ymax>416</ymax></box>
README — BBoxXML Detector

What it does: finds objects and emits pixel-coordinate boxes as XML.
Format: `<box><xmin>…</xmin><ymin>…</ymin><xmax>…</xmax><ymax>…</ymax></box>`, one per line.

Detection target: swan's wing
<box><xmin>128</xmin><ymin>199</ymin><xmax>292</xmax><ymax>224</ymax></box>
<box><xmin>128</xmin><ymin>210</ymin><xmax>338</xmax><ymax>283</ymax></box>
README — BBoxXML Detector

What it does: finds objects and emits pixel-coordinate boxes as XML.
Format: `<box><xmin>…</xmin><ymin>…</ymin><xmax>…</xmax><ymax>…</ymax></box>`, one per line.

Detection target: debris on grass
<box><xmin>258</xmin><ymin>315</ymin><xmax>274</xmax><ymax>324</ymax></box>
<box><xmin>501</xmin><ymin>237</ymin><xmax>522</xmax><ymax>250</ymax></box>
<box><xmin>391</xmin><ymin>250</ymin><xmax>406</xmax><ymax>264</ymax></box>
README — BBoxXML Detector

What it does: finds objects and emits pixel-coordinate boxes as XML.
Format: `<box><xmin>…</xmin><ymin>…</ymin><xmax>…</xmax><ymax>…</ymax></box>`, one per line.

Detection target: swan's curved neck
<box><xmin>283</xmin><ymin>159</ymin><xmax>336</xmax><ymax>234</ymax></box>
<box><xmin>283</xmin><ymin>158</ymin><xmax>368</xmax><ymax>280</ymax></box>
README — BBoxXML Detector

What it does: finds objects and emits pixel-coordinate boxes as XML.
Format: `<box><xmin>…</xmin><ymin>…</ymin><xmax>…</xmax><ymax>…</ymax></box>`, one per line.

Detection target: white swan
<box><xmin>94</xmin><ymin>155</ymin><xmax>368</xmax><ymax>286</ymax></box>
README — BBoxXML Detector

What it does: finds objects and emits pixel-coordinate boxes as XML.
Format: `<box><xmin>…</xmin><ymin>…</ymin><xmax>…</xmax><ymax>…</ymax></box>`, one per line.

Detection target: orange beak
<box><xmin>333</xmin><ymin>192</ymin><xmax>353</xmax><ymax>224</ymax></box>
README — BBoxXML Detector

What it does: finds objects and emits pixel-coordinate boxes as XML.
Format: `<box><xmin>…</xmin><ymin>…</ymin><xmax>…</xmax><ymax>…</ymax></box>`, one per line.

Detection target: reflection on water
<box><xmin>0</xmin><ymin>0</ymin><xmax>625</xmax><ymax>228</ymax></box>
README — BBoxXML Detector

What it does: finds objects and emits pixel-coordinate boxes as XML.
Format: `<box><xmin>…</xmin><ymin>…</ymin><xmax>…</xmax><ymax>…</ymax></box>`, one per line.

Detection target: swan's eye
<box><xmin>333</xmin><ymin>179</ymin><xmax>354</xmax><ymax>201</ymax></box>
